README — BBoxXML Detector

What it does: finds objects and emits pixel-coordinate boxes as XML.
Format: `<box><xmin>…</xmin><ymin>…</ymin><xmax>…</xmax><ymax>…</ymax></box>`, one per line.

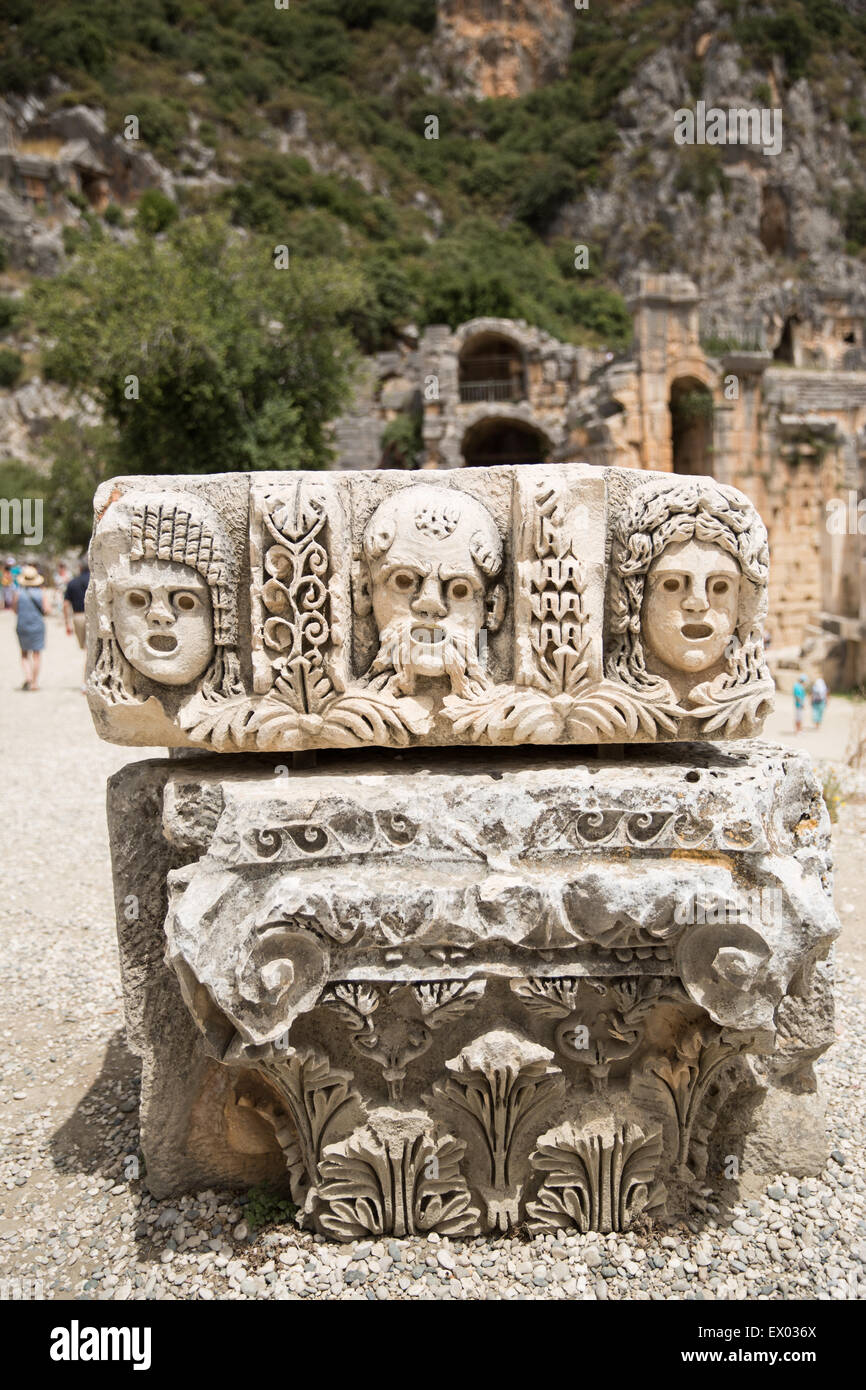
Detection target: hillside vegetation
<box><xmin>3</xmin><ymin>0</ymin><xmax>866</xmax><ymax>539</ymax></box>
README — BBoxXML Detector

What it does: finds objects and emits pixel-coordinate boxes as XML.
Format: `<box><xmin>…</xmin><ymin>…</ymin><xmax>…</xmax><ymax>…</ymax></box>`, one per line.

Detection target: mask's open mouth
<box><xmin>147</xmin><ymin>633</ymin><xmax>178</xmax><ymax>654</ymax></box>
<box><xmin>680</xmin><ymin>622</ymin><xmax>713</xmax><ymax>640</ymax></box>
<box><xmin>411</xmin><ymin>626</ymin><xmax>446</xmax><ymax>646</ymax></box>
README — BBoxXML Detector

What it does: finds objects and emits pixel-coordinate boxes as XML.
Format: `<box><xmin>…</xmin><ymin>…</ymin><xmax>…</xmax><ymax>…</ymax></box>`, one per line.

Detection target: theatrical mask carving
<box><xmin>607</xmin><ymin>477</ymin><xmax>772</xmax><ymax>722</ymax></box>
<box><xmin>642</xmin><ymin>539</ymin><xmax>740</xmax><ymax>678</ymax></box>
<box><xmin>358</xmin><ymin>483</ymin><xmax>506</xmax><ymax>695</ymax></box>
<box><xmin>90</xmin><ymin>489</ymin><xmax>242</xmax><ymax>705</ymax></box>
<box><xmin>86</xmin><ymin>466</ymin><xmax>775</xmax><ymax>746</ymax></box>
<box><xmin>111</xmin><ymin>558</ymin><xmax>214</xmax><ymax>686</ymax></box>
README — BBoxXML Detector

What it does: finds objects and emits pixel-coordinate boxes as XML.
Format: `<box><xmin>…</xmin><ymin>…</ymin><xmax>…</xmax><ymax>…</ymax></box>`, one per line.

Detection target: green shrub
<box><xmin>672</xmin><ymin>389</ymin><xmax>715</xmax><ymax>424</ymax></box>
<box><xmin>0</xmin><ymin>296</ymin><xmax>21</xmax><ymax>332</ymax></box>
<box><xmin>126</xmin><ymin>94</ymin><xmax>187</xmax><ymax>161</ymax></box>
<box><xmin>103</xmin><ymin>203</ymin><xmax>124</xmax><ymax>227</ymax></box>
<box><xmin>846</xmin><ymin>102</ymin><xmax>866</xmax><ymax>136</ymax></box>
<box><xmin>136</xmin><ymin>190</ymin><xmax>179</xmax><ymax>235</ymax></box>
<box><xmin>32</xmin><ymin>213</ymin><xmax>363</xmax><ymax>476</ymax></box>
<box><xmin>513</xmin><ymin>157</ymin><xmax>576</xmax><ymax>232</ymax></box>
<box><xmin>242</xmin><ymin>1185</ymin><xmax>297</xmax><ymax>1235</ymax></box>
<box><xmin>381</xmin><ymin>409</ymin><xmax>423</xmax><ymax>468</ymax></box>
<box><xmin>844</xmin><ymin>189</ymin><xmax>866</xmax><ymax>250</ymax></box>
<box><xmin>0</xmin><ymin>348</ymin><xmax>24</xmax><ymax>388</ymax></box>
<box><xmin>62</xmin><ymin>225</ymin><xmax>86</xmax><ymax>257</ymax></box>
<box><xmin>351</xmin><ymin>255</ymin><xmax>417</xmax><ymax>351</ymax></box>
<box><xmin>674</xmin><ymin>147</ymin><xmax>729</xmax><ymax>206</ymax></box>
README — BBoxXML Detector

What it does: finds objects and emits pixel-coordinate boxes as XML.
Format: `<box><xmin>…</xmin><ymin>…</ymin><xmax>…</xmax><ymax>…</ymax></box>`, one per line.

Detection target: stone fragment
<box><xmin>108</xmin><ymin>739</ymin><xmax>837</xmax><ymax>1238</ymax></box>
<box><xmin>86</xmin><ymin>464</ymin><xmax>774</xmax><ymax>751</ymax></box>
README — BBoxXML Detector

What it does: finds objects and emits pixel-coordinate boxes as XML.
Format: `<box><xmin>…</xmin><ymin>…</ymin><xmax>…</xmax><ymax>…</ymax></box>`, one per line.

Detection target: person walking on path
<box><xmin>63</xmin><ymin>560</ymin><xmax>90</xmax><ymax>691</ymax></box>
<box><xmin>12</xmin><ymin>564</ymin><xmax>46</xmax><ymax>691</ymax></box>
<box><xmin>811</xmin><ymin>674</ymin><xmax>828</xmax><ymax>729</ymax></box>
<box><xmin>793</xmin><ymin>673</ymin><xmax>807</xmax><ymax>733</ymax></box>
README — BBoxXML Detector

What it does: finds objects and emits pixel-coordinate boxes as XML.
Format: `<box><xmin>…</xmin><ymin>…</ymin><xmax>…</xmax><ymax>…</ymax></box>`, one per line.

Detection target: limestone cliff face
<box><xmin>433</xmin><ymin>0</ymin><xmax>575</xmax><ymax>99</ymax></box>
<box><xmin>553</xmin><ymin>0</ymin><xmax>866</xmax><ymax>323</ymax></box>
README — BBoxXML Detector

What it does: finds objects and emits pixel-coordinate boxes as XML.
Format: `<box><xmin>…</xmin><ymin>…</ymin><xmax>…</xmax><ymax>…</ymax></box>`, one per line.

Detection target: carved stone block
<box><xmin>109</xmin><ymin>742</ymin><xmax>837</xmax><ymax>1235</ymax></box>
<box><xmin>86</xmin><ymin>464</ymin><xmax>774</xmax><ymax>750</ymax></box>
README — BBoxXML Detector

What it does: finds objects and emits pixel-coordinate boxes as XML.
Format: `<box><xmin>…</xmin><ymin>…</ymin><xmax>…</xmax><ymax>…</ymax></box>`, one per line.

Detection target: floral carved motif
<box><xmin>527</xmin><ymin>1118</ymin><xmax>664</xmax><ymax>1234</ymax></box>
<box><xmin>316</xmin><ymin>1109</ymin><xmax>479</xmax><ymax>1241</ymax></box>
<box><xmin>430</xmin><ymin>1028</ymin><xmax>565</xmax><ymax>1232</ymax></box>
<box><xmin>321</xmin><ymin>980</ymin><xmax>486</xmax><ymax>1102</ymax></box>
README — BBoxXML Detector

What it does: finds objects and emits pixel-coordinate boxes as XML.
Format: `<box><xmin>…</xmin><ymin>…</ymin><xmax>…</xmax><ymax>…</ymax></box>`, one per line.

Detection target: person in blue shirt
<box><xmin>12</xmin><ymin>564</ymin><xmax>46</xmax><ymax>691</ymax></box>
<box><xmin>792</xmin><ymin>674</ymin><xmax>807</xmax><ymax>734</ymax></box>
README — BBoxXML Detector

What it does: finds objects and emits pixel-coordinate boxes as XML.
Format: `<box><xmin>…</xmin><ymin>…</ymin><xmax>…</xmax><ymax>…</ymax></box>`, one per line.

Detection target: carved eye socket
<box><xmin>127</xmin><ymin>590</ymin><xmax>148</xmax><ymax>610</ymax></box>
<box><xmin>393</xmin><ymin>572</ymin><xmax>415</xmax><ymax>593</ymax></box>
<box><xmin>662</xmin><ymin>577</ymin><xmax>681</xmax><ymax>593</ymax></box>
<box><xmin>449</xmin><ymin>580</ymin><xmax>470</xmax><ymax>600</ymax></box>
<box><xmin>711</xmin><ymin>579</ymin><xmax>730</xmax><ymax>596</ymax></box>
<box><xmin>174</xmin><ymin>591</ymin><xmax>199</xmax><ymax>613</ymax></box>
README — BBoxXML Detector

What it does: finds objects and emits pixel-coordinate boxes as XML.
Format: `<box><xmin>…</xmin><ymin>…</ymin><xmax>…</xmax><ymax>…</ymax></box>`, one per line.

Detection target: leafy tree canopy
<box><xmin>29</xmin><ymin>215</ymin><xmax>364</xmax><ymax>477</ymax></box>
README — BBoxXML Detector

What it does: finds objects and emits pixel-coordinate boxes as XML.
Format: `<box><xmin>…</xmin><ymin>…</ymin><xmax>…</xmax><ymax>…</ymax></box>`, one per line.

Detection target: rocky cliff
<box><xmin>431</xmin><ymin>0</ymin><xmax>575</xmax><ymax>98</ymax></box>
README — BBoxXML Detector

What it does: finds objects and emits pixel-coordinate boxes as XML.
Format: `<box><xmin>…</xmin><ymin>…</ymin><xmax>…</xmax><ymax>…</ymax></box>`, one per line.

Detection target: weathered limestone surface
<box><xmin>109</xmin><ymin>742</ymin><xmax>837</xmax><ymax>1233</ymax></box>
<box><xmin>86</xmin><ymin>465</ymin><xmax>775</xmax><ymax>752</ymax></box>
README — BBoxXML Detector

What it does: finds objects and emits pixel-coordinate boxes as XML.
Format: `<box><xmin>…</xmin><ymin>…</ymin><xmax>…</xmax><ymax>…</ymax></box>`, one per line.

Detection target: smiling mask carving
<box><xmin>606</xmin><ymin>477</ymin><xmax>770</xmax><ymax>708</ymax></box>
<box><xmin>642</xmin><ymin>538</ymin><xmax>740</xmax><ymax>677</ymax></box>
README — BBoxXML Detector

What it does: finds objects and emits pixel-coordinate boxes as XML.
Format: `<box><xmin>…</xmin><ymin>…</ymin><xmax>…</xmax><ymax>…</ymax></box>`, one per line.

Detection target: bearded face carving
<box><xmin>642</xmin><ymin>539</ymin><xmax>740</xmax><ymax>676</ymax></box>
<box><xmin>360</xmin><ymin>484</ymin><xmax>505</xmax><ymax>694</ymax></box>
<box><xmin>112</xmin><ymin>558</ymin><xmax>214</xmax><ymax>687</ymax></box>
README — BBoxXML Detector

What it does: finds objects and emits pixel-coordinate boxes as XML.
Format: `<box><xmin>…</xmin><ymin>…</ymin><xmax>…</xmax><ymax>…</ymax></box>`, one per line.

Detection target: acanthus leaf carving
<box><xmin>316</xmin><ymin>1109</ymin><xmax>479</xmax><ymax>1241</ymax></box>
<box><xmin>633</xmin><ymin>1023</ymin><xmax>753</xmax><ymax>1182</ymax></box>
<box><xmin>527</xmin><ymin>1117</ymin><xmax>664</xmax><ymax>1234</ymax></box>
<box><xmin>256</xmin><ymin>1046</ymin><xmax>361</xmax><ymax>1210</ymax></box>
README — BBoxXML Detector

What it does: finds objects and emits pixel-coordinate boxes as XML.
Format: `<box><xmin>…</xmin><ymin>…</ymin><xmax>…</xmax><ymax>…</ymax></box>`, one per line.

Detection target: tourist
<box><xmin>792</xmin><ymin>673</ymin><xmax>807</xmax><ymax>733</ymax></box>
<box><xmin>13</xmin><ymin>563</ymin><xmax>46</xmax><ymax>691</ymax></box>
<box><xmin>63</xmin><ymin>559</ymin><xmax>90</xmax><ymax>691</ymax></box>
<box><xmin>53</xmin><ymin>559</ymin><xmax>70</xmax><ymax>617</ymax></box>
<box><xmin>811</xmin><ymin>674</ymin><xmax>828</xmax><ymax>729</ymax></box>
<box><xmin>2</xmin><ymin>556</ymin><xmax>14</xmax><ymax>610</ymax></box>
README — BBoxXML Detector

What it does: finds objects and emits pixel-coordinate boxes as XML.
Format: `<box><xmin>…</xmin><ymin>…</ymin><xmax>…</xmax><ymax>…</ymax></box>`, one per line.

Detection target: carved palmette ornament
<box><xmin>315</xmin><ymin>1108</ymin><xmax>479</xmax><ymax>1241</ymax></box>
<box><xmin>430</xmin><ymin>1029</ymin><xmax>565</xmax><ymax>1232</ymax></box>
<box><xmin>527</xmin><ymin>1118</ymin><xmax>664</xmax><ymax>1234</ymax></box>
<box><xmin>321</xmin><ymin>979</ymin><xmax>486</xmax><ymax>1102</ymax></box>
<box><xmin>511</xmin><ymin>975</ymin><xmax>689</xmax><ymax>1080</ymax></box>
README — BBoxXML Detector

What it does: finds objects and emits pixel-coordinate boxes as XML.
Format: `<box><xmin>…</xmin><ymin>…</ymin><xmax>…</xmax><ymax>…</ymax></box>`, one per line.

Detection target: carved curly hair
<box><xmin>606</xmin><ymin>477</ymin><xmax>770</xmax><ymax>695</ymax></box>
<box><xmin>90</xmin><ymin>489</ymin><xmax>243</xmax><ymax>705</ymax></box>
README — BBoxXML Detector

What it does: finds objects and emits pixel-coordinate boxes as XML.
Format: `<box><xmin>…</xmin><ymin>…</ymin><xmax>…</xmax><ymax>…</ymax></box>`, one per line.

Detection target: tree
<box><xmin>30</xmin><ymin>214</ymin><xmax>364</xmax><ymax>477</ymax></box>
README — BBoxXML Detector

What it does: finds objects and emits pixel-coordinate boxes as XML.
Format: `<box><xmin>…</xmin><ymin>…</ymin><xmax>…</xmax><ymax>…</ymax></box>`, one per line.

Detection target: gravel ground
<box><xmin>1</xmin><ymin>613</ymin><xmax>865</xmax><ymax>1301</ymax></box>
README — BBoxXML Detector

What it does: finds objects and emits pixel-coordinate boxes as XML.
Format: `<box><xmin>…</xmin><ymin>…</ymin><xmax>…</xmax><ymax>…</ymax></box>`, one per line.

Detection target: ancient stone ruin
<box><xmin>91</xmin><ymin>465</ymin><xmax>838</xmax><ymax>1240</ymax></box>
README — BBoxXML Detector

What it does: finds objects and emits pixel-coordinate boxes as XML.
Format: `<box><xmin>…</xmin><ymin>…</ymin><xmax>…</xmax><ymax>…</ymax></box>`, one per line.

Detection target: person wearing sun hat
<box><xmin>12</xmin><ymin>564</ymin><xmax>46</xmax><ymax>691</ymax></box>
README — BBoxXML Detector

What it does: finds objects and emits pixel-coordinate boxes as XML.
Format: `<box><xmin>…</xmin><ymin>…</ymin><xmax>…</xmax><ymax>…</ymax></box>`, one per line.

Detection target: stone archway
<box><xmin>670</xmin><ymin>376</ymin><xmax>714</xmax><ymax>476</ymax></box>
<box><xmin>458</xmin><ymin>331</ymin><xmax>526</xmax><ymax>405</ymax></box>
<box><xmin>461</xmin><ymin>416</ymin><xmax>550</xmax><ymax>467</ymax></box>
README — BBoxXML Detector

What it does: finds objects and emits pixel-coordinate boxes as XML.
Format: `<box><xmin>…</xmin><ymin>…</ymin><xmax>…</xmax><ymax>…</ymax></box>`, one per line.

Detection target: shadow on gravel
<box><xmin>48</xmin><ymin>1029</ymin><xmax>141</xmax><ymax>1175</ymax></box>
